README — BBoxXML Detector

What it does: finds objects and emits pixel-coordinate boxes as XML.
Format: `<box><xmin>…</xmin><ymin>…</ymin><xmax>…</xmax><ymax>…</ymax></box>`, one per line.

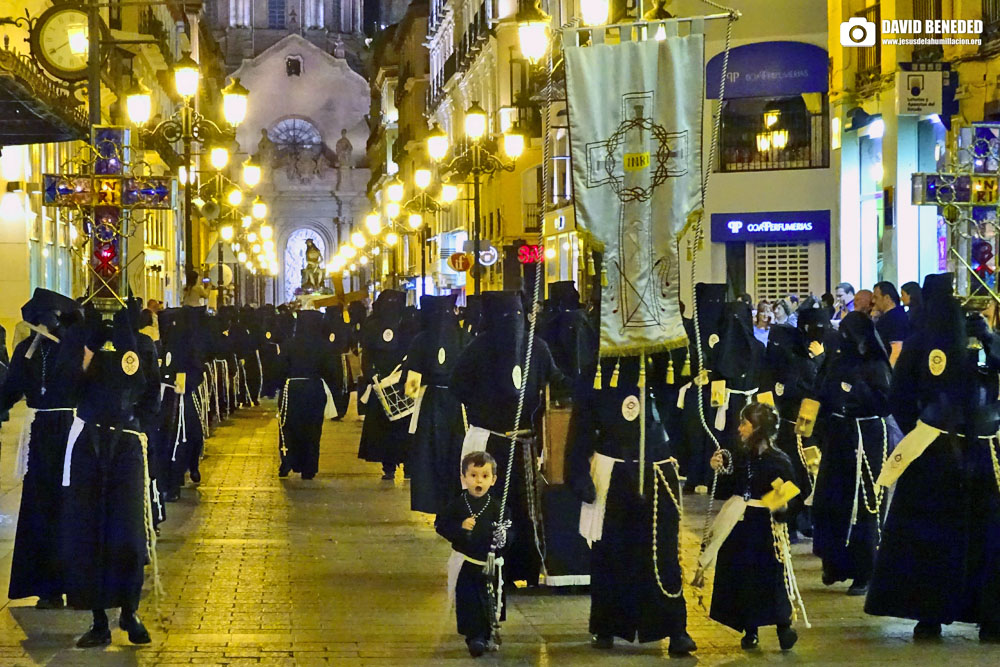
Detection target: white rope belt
<box><xmin>15</xmin><ymin>407</ymin><xmax>75</xmax><ymax>480</ymax></box>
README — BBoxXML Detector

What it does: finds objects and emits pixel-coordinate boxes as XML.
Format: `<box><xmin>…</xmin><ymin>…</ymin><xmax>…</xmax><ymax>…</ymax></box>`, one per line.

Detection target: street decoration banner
<box><xmin>565</xmin><ymin>26</ymin><xmax>703</xmax><ymax>355</ymax></box>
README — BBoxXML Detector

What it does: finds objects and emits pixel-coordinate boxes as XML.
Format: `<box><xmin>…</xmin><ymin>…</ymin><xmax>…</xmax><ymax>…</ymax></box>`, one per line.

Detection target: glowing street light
<box><xmin>210</xmin><ymin>147</ymin><xmax>230</xmax><ymax>170</ymax></box>
<box><xmin>252</xmin><ymin>196</ymin><xmax>267</xmax><ymax>219</ymax></box>
<box><xmin>414</xmin><ymin>168</ymin><xmax>432</xmax><ymax>190</ymax></box>
<box><xmin>221</xmin><ymin>77</ymin><xmax>249</xmax><ymax>126</ymax></box>
<box><xmin>173</xmin><ymin>52</ymin><xmax>200</xmax><ymax>99</ymax></box>
<box><xmin>464</xmin><ymin>101</ymin><xmax>488</xmax><ymax>141</ymax></box>
<box><xmin>242</xmin><ymin>159</ymin><xmax>262</xmax><ymax>187</ymax></box>
<box><xmin>365</xmin><ymin>212</ymin><xmax>381</xmax><ymax>235</ymax></box>
<box><xmin>227</xmin><ymin>188</ymin><xmax>243</xmax><ymax>206</ymax></box>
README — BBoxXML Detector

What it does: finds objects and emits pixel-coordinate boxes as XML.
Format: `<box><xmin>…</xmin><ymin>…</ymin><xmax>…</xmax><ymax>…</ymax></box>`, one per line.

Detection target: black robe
<box><xmin>277</xmin><ymin>313</ymin><xmax>339</xmax><ymax>477</ymax></box>
<box><xmin>157</xmin><ymin>308</ymin><xmax>206</xmax><ymax>495</ymax></box>
<box><xmin>812</xmin><ymin>337</ymin><xmax>896</xmax><ymax>585</ymax></box>
<box><xmin>357</xmin><ymin>292</ymin><xmax>411</xmax><ymax>466</ymax></box>
<box><xmin>61</xmin><ymin>316</ymin><xmax>149</xmax><ymax>611</ymax></box>
<box><xmin>866</xmin><ymin>328</ymin><xmax>1000</xmax><ymax>627</ymax></box>
<box><xmin>324</xmin><ymin>307</ymin><xmax>352</xmax><ymax>417</ymax></box>
<box><xmin>1</xmin><ymin>335</ymin><xmax>77</xmax><ymax>600</ymax></box>
<box><xmin>404</xmin><ymin>301</ymin><xmax>469</xmax><ymax>514</ymax></box>
<box><xmin>710</xmin><ymin>446</ymin><xmax>796</xmax><ymax>632</ymax></box>
<box><xmin>435</xmin><ymin>491</ymin><xmax>507</xmax><ymax>641</ymax></box>
<box><xmin>567</xmin><ymin>357</ymin><xmax>687</xmax><ymax>643</ymax></box>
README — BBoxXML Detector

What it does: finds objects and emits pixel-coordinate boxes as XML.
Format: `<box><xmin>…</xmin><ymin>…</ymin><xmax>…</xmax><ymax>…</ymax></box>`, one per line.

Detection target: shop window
<box><xmin>719</xmin><ymin>95</ymin><xmax>829</xmax><ymax>172</ymax></box>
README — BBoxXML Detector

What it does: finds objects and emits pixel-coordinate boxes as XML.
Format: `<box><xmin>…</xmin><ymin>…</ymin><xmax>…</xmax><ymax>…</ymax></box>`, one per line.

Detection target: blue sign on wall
<box><xmin>710</xmin><ymin>210</ymin><xmax>831</xmax><ymax>243</ymax></box>
<box><xmin>706</xmin><ymin>41</ymin><xmax>828</xmax><ymax>99</ymax></box>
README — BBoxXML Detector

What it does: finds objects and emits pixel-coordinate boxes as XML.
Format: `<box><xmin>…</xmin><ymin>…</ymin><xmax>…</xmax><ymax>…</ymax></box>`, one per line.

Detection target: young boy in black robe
<box><xmin>435</xmin><ymin>451</ymin><xmax>505</xmax><ymax>657</ymax></box>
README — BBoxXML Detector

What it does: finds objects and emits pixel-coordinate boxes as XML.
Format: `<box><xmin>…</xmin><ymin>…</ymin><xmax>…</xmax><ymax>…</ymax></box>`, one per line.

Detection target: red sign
<box><xmin>448</xmin><ymin>252</ymin><xmax>473</xmax><ymax>272</ymax></box>
<box><xmin>518</xmin><ymin>245</ymin><xmax>544</xmax><ymax>264</ymax></box>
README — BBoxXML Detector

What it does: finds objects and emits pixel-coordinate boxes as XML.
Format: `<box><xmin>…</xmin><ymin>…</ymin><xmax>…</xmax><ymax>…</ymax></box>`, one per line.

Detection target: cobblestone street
<box><xmin>0</xmin><ymin>399</ymin><xmax>994</xmax><ymax>665</ymax></box>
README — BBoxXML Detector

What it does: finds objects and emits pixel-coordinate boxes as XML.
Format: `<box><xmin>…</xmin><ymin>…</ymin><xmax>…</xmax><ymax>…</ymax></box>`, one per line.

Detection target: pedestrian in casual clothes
<box><xmin>872</xmin><ymin>281</ymin><xmax>908</xmax><ymax>366</ymax></box>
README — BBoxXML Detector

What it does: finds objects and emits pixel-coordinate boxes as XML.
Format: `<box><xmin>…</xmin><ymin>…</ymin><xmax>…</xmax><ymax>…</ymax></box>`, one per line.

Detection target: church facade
<box><xmin>204</xmin><ymin>1</ymin><xmax>371</xmax><ymax>302</ymax></box>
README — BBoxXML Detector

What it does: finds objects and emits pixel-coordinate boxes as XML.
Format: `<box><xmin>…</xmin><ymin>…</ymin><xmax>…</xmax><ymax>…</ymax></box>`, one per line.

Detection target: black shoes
<box><xmin>165</xmin><ymin>490</ymin><xmax>180</xmax><ymax>502</ymax></box>
<box><xmin>668</xmin><ymin>633</ymin><xmax>697</xmax><ymax>655</ymax></box>
<box><xmin>591</xmin><ymin>635</ymin><xmax>613</xmax><ymax>649</ymax></box>
<box><xmin>119</xmin><ymin>610</ymin><xmax>152</xmax><ymax>644</ymax></box>
<box><xmin>190</xmin><ymin>468</ymin><xmax>201</xmax><ymax>484</ymax></box>
<box><xmin>741</xmin><ymin>630</ymin><xmax>759</xmax><ymax>650</ymax></box>
<box><xmin>35</xmin><ymin>595</ymin><xmax>64</xmax><ymax>610</ymax></box>
<box><xmin>77</xmin><ymin>612</ymin><xmax>111</xmax><ymax>648</ymax></box>
<box><xmin>278</xmin><ymin>464</ymin><xmax>290</xmax><ymax>478</ymax></box>
<box><xmin>302</xmin><ymin>473</ymin><xmax>315</xmax><ymax>480</ymax></box>
<box><xmin>777</xmin><ymin>625</ymin><xmax>798</xmax><ymax>651</ymax></box>
<box><xmin>847</xmin><ymin>580</ymin><xmax>869</xmax><ymax>596</ymax></box>
<box><xmin>467</xmin><ymin>637</ymin><xmax>487</xmax><ymax>657</ymax></box>
<box><xmin>913</xmin><ymin>621</ymin><xmax>942</xmax><ymax>640</ymax></box>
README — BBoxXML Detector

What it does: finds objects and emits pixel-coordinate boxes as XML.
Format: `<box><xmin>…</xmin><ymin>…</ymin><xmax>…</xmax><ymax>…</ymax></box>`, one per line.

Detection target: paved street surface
<box><xmin>0</xmin><ymin>399</ymin><xmax>995</xmax><ymax>665</ymax></box>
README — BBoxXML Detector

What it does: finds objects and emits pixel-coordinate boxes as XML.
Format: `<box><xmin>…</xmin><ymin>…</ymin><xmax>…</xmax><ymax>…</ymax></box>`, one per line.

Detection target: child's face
<box><xmin>463</xmin><ymin>464</ymin><xmax>496</xmax><ymax>498</ymax></box>
<box><xmin>738</xmin><ymin>418</ymin><xmax>754</xmax><ymax>442</ymax></box>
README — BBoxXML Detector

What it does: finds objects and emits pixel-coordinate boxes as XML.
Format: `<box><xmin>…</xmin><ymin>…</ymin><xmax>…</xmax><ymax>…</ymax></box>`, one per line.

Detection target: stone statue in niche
<box><xmin>255</xmin><ymin>128</ymin><xmax>277</xmax><ymax>167</ymax></box>
<box><xmin>300</xmin><ymin>239</ymin><xmax>325</xmax><ymax>291</ymax></box>
<box><xmin>335</xmin><ymin>129</ymin><xmax>353</xmax><ymax>189</ymax></box>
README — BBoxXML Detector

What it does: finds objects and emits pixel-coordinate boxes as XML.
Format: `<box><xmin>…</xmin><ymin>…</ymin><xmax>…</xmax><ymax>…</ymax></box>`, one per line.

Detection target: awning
<box><xmin>0</xmin><ymin>49</ymin><xmax>88</xmax><ymax>145</ymax></box>
<box><xmin>706</xmin><ymin>41</ymin><xmax>828</xmax><ymax>99</ymax></box>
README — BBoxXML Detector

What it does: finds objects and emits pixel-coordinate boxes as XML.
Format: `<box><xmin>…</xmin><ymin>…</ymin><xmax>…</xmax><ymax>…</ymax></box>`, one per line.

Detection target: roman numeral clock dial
<box><xmin>29</xmin><ymin>4</ymin><xmax>109</xmax><ymax>82</ymax></box>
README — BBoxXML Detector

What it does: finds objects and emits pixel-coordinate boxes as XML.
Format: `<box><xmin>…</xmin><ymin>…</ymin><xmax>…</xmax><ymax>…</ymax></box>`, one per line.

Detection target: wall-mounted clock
<box><xmin>29</xmin><ymin>3</ymin><xmax>110</xmax><ymax>82</ymax></box>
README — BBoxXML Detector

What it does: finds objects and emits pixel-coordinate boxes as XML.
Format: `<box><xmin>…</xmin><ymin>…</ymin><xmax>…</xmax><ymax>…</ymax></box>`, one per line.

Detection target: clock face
<box><xmin>31</xmin><ymin>6</ymin><xmax>92</xmax><ymax>81</ymax></box>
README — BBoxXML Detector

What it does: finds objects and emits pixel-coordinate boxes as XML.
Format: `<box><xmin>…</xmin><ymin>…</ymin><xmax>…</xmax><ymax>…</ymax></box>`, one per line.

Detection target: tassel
<box><xmin>681</xmin><ymin>353</ymin><xmax>691</xmax><ymax>378</ymax></box>
<box><xmin>600</xmin><ymin>266</ymin><xmax>609</xmax><ymax>287</ymax></box>
<box><xmin>587</xmin><ymin>252</ymin><xmax>596</xmax><ymax>277</ymax></box>
<box><xmin>666</xmin><ymin>357</ymin><xmax>675</xmax><ymax>384</ymax></box>
<box><xmin>610</xmin><ymin>359</ymin><xmax>620</xmax><ymax>388</ymax></box>
<box><xmin>593</xmin><ymin>362</ymin><xmax>602</xmax><ymax>390</ymax></box>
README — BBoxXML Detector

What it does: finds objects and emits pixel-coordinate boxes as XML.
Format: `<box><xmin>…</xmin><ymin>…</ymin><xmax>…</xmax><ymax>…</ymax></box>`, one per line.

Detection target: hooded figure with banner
<box><xmin>404</xmin><ymin>295</ymin><xmax>469</xmax><ymax>514</ymax></box>
<box><xmin>811</xmin><ymin>311</ymin><xmax>899</xmax><ymax>596</ymax></box>
<box><xmin>766</xmin><ymin>306</ymin><xmax>832</xmax><ymax>539</ymax></box>
<box><xmin>0</xmin><ymin>289</ymin><xmax>82</xmax><ymax>608</ymax></box>
<box><xmin>60</xmin><ymin>307</ymin><xmax>156</xmax><ymax>647</ymax></box>
<box><xmin>566</xmin><ymin>355</ymin><xmax>696</xmax><ymax>654</ymax></box>
<box><xmin>157</xmin><ymin>307</ymin><xmax>207</xmax><ymax>501</ymax></box>
<box><xmin>449</xmin><ymin>290</ymin><xmax>564</xmax><ymax>586</ymax></box>
<box><xmin>866</xmin><ymin>272</ymin><xmax>1000</xmax><ymax>641</ymax></box>
<box><xmin>323</xmin><ymin>304</ymin><xmax>352</xmax><ymax>418</ymax></box>
<box><xmin>277</xmin><ymin>310</ymin><xmax>339</xmax><ymax>479</ymax></box>
<box><xmin>358</xmin><ymin>290</ymin><xmax>412</xmax><ymax>478</ymax></box>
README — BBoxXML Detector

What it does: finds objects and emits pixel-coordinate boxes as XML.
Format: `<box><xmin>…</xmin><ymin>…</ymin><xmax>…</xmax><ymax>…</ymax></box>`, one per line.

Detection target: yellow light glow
<box><xmin>426</xmin><ymin>124</ymin><xmax>449</xmax><ymax>161</ymax></box>
<box><xmin>464</xmin><ymin>102</ymin><xmax>487</xmax><ymax>141</ymax></box>
<box><xmin>771</xmin><ymin>129</ymin><xmax>789</xmax><ymax>149</ymax></box>
<box><xmin>238</xmin><ymin>251</ymin><xmax>248</xmax><ymax>263</ymax></box>
<box><xmin>365</xmin><ymin>213</ymin><xmax>381</xmax><ymax>235</ymax></box>
<box><xmin>386</xmin><ymin>202</ymin><xmax>401</xmax><ymax>219</ymax></box>
<box><xmin>263</xmin><ymin>239</ymin><xmax>274</xmax><ymax>252</ymax></box>
<box><xmin>241</xmin><ymin>215</ymin><xmax>252</xmax><ymax>228</ymax></box>
<box><xmin>178</xmin><ymin>166</ymin><xmax>188</xmax><ymax>186</ymax></box>
<box><xmin>221</xmin><ymin>77</ymin><xmax>249</xmax><ymax>126</ymax></box>
<box><xmin>360</xmin><ymin>255</ymin><xmax>369</xmax><ymax>266</ymax></box>
<box><xmin>220</xmin><ymin>225</ymin><xmax>234</xmax><ymax>241</ymax></box>
<box><xmin>503</xmin><ymin>129</ymin><xmax>524</xmax><ymax>159</ymax></box>
<box><xmin>247</xmin><ymin>232</ymin><xmax>258</xmax><ymax>243</ymax></box>
<box><xmin>415</xmin><ymin>168</ymin><xmax>432</xmax><ymax>190</ymax></box>
<box><xmin>260</xmin><ymin>224</ymin><xmax>273</xmax><ymax>240</ymax></box>
<box><xmin>242</xmin><ymin>160</ymin><xmax>262</xmax><ymax>187</ymax></box>
<box><xmin>544</xmin><ymin>246</ymin><xmax>556</xmax><ymax>259</ymax></box>
<box><xmin>349</xmin><ymin>263</ymin><xmax>357</xmax><ymax>272</ymax></box>
<box><xmin>351</xmin><ymin>231</ymin><xmax>366</xmax><ymax>248</ymax></box>
<box><xmin>210</xmin><ymin>147</ymin><xmax>230</xmax><ymax>170</ymax></box>
<box><xmin>252</xmin><ymin>243</ymin><xmax>261</xmax><ymax>254</ymax></box>
<box><xmin>174</xmin><ymin>52</ymin><xmax>200</xmax><ymax>98</ymax></box>
<box><xmin>387</xmin><ymin>179</ymin><xmax>404</xmax><ymax>203</ymax></box>
<box><xmin>342</xmin><ymin>245</ymin><xmax>357</xmax><ymax>259</ymax></box>
<box><xmin>385</xmin><ymin>231</ymin><xmax>399</xmax><ymax>246</ymax></box>
<box><xmin>517</xmin><ymin>21</ymin><xmax>549</xmax><ymax>64</ymax></box>
<box><xmin>408</xmin><ymin>213</ymin><xmax>423</xmax><ymax>229</ymax></box>
<box><xmin>68</xmin><ymin>26</ymin><xmax>89</xmax><ymax>55</ymax></box>
<box><xmin>126</xmin><ymin>83</ymin><xmax>152</xmax><ymax>125</ymax></box>
<box><xmin>252</xmin><ymin>197</ymin><xmax>267</xmax><ymax>219</ymax></box>
<box><xmin>764</xmin><ymin>111</ymin><xmax>780</xmax><ymax>128</ymax></box>
<box><xmin>579</xmin><ymin>0</ymin><xmax>609</xmax><ymax>26</ymax></box>
<box><xmin>440</xmin><ymin>183</ymin><xmax>458</xmax><ymax>204</ymax></box>
<box><xmin>227</xmin><ymin>189</ymin><xmax>243</xmax><ymax>206</ymax></box>
<box><xmin>372</xmin><ymin>246</ymin><xmax>381</xmax><ymax>256</ymax></box>
<box><xmin>756</xmin><ymin>133</ymin><xmax>771</xmax><ymax>152</ymax></box>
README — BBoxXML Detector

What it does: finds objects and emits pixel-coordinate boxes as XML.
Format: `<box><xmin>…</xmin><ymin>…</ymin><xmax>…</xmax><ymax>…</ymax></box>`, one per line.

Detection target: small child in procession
<box><xmin>706</xmin><ymin>401</ymin><xmax>802</xmax><ymax>651</ymax></box>
<box><xmin>434</xmin><ymin>451</ymin><xmax>507</xmax><ymax>657</ymax></box>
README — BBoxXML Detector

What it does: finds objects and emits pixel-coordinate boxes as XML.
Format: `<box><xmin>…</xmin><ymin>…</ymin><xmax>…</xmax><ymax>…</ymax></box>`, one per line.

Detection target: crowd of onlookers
<box><xmin>744</xmin><ymin>280</ymin><xmax>925</xmax><ymax>367</ymax></box>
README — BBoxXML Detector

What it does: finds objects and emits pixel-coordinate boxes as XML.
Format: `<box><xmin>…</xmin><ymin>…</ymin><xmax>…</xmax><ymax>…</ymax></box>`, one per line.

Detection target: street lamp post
<box><xmin>402</xmin><ymin>167</ymin><xmax>454</xmax><ymax>297</ymax></box>
<box><xmin>126</xmin><ymin>54</ymin><xmax>248</xmax><ymax>277</ymax></box>
<box><xmin>426</xmin><ymin>108</ymin><xmax>523</xmax><ymax>295</ymax></box>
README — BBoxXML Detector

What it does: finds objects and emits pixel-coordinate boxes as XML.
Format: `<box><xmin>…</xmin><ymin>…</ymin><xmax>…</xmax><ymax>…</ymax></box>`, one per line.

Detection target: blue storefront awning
<box><xmin>706</xmin><ymin>41</ymin><xmax>828</xmax><ymax>99</ymax></box>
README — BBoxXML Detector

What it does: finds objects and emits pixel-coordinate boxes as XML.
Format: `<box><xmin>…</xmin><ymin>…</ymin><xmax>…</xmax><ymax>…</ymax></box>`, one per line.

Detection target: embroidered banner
<box><xmin>565</xmin><ymin>27</ymin><xmax>703</xmax><ymax>355</ymax></box>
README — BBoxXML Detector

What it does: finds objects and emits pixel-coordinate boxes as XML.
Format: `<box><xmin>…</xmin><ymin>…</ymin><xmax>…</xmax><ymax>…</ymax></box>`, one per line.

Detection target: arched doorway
<box><xmin>284</xmin><ymin>228</ymin><xmax>327</xmax><ymax>302</ymax></box>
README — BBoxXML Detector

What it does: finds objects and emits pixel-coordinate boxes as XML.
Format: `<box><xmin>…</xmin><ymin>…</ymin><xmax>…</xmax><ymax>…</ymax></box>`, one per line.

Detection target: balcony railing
<box><xmin>854</xmin><ymin>4</ymin><xmax>881</xmax><ymax>88</ymax></box>
<box><xmin>524</xmin><ymin>202</ymin><xmax>542</xmax><ymax>233</ymax></box>
<box><xmin>912</xmin><ymin>0</ymin><xmax>943</xmax><ymax>61</ymax></box>
<box><xmin>138</xmin><ymin>6</ymin><xmax>173</xmax><ymax>67</ymax></box>
<box><xmin>719</xmin><ymin>101</ymin><xmax>830</xmax><ymax>172</ymax></box>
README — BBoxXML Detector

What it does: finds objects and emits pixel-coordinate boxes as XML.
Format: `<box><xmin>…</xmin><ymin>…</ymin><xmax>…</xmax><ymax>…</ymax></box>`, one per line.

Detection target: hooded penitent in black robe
<box><xmin>347</xmin><ymin>300</ymin><xmax>369</xmax><ymax>416</ymax></box>
<box><xmin>866</xmin><ymin>273</ymin><xmax>1000</xmax><ymax>636</ymax></box>
<box><xmin>61</xmin><ymin>308</ymin><xmax>150</xmax><ymax>612</ymax></box>
<box><xmin>277</xmin><ymin>310</ymin><xmax>338</xmax><ymax>478</ymax></box>
<box><xmin>567</xmin><ymin>356</ymin><xmax>688</xmax><ymax>643</ymax></box>
<box><xmin>710</xmin><ymin>445</ymin><xmax>797</xmax><ymax>632</ymax></box>
<box><xmin>324</xmin><ymin>305</ymin><xmax>352</xmax><ymax>417</ymax></box>
<box><xmin>812</xmin><ymin>312</ymin><xmax>898</xmax><ymax>588</ymax></box>
<box><xmin>234</xmin><ymin>307</ymin><xmax>262</xmax><ymax>406</ymax></box>
<box><xmin>539</xmin><ymin>281</ymin><xmax>597</xmax><ymax>402</ymax></box>
<box><xmin>259</xmin><ymin>308</ymin><xmax>283</xmax><ymax>399</ymax></box>
<box><xmin>157</xmin><ymin>307</ymin><xmax>207</xmax><ymax>498</ymax></box>
<box><xmin>217</xmin><ymin>306</ymin><xmax>242</xmax><ymax>415</ymax></box>
<box><xmin>1</xmin><ymin>289</ymin><xmax>82</xmax><ymax>601</ymax></box>
<box><xmin>449</xmin><ymin>291</ymin><xmax>563</xmax><ymax>585</ymax></box>
<box><xmin>358</xmin><ymin>291</ymin><xmax>412</xmax><ymax>472</ymax></box>
<box><xmin>128</xmin><ymin>299</ymin><xmax>164</xmax><ymax>528</ymax></box>
<box><xmin>765</xmin><ymin>307</ymin><xmax>832</xmax><ymax>535</ymax></box>
<box><xmin>404</xmin><ymin>295</ymin><xmax>468</xmax><ymax>514</ymax></box>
